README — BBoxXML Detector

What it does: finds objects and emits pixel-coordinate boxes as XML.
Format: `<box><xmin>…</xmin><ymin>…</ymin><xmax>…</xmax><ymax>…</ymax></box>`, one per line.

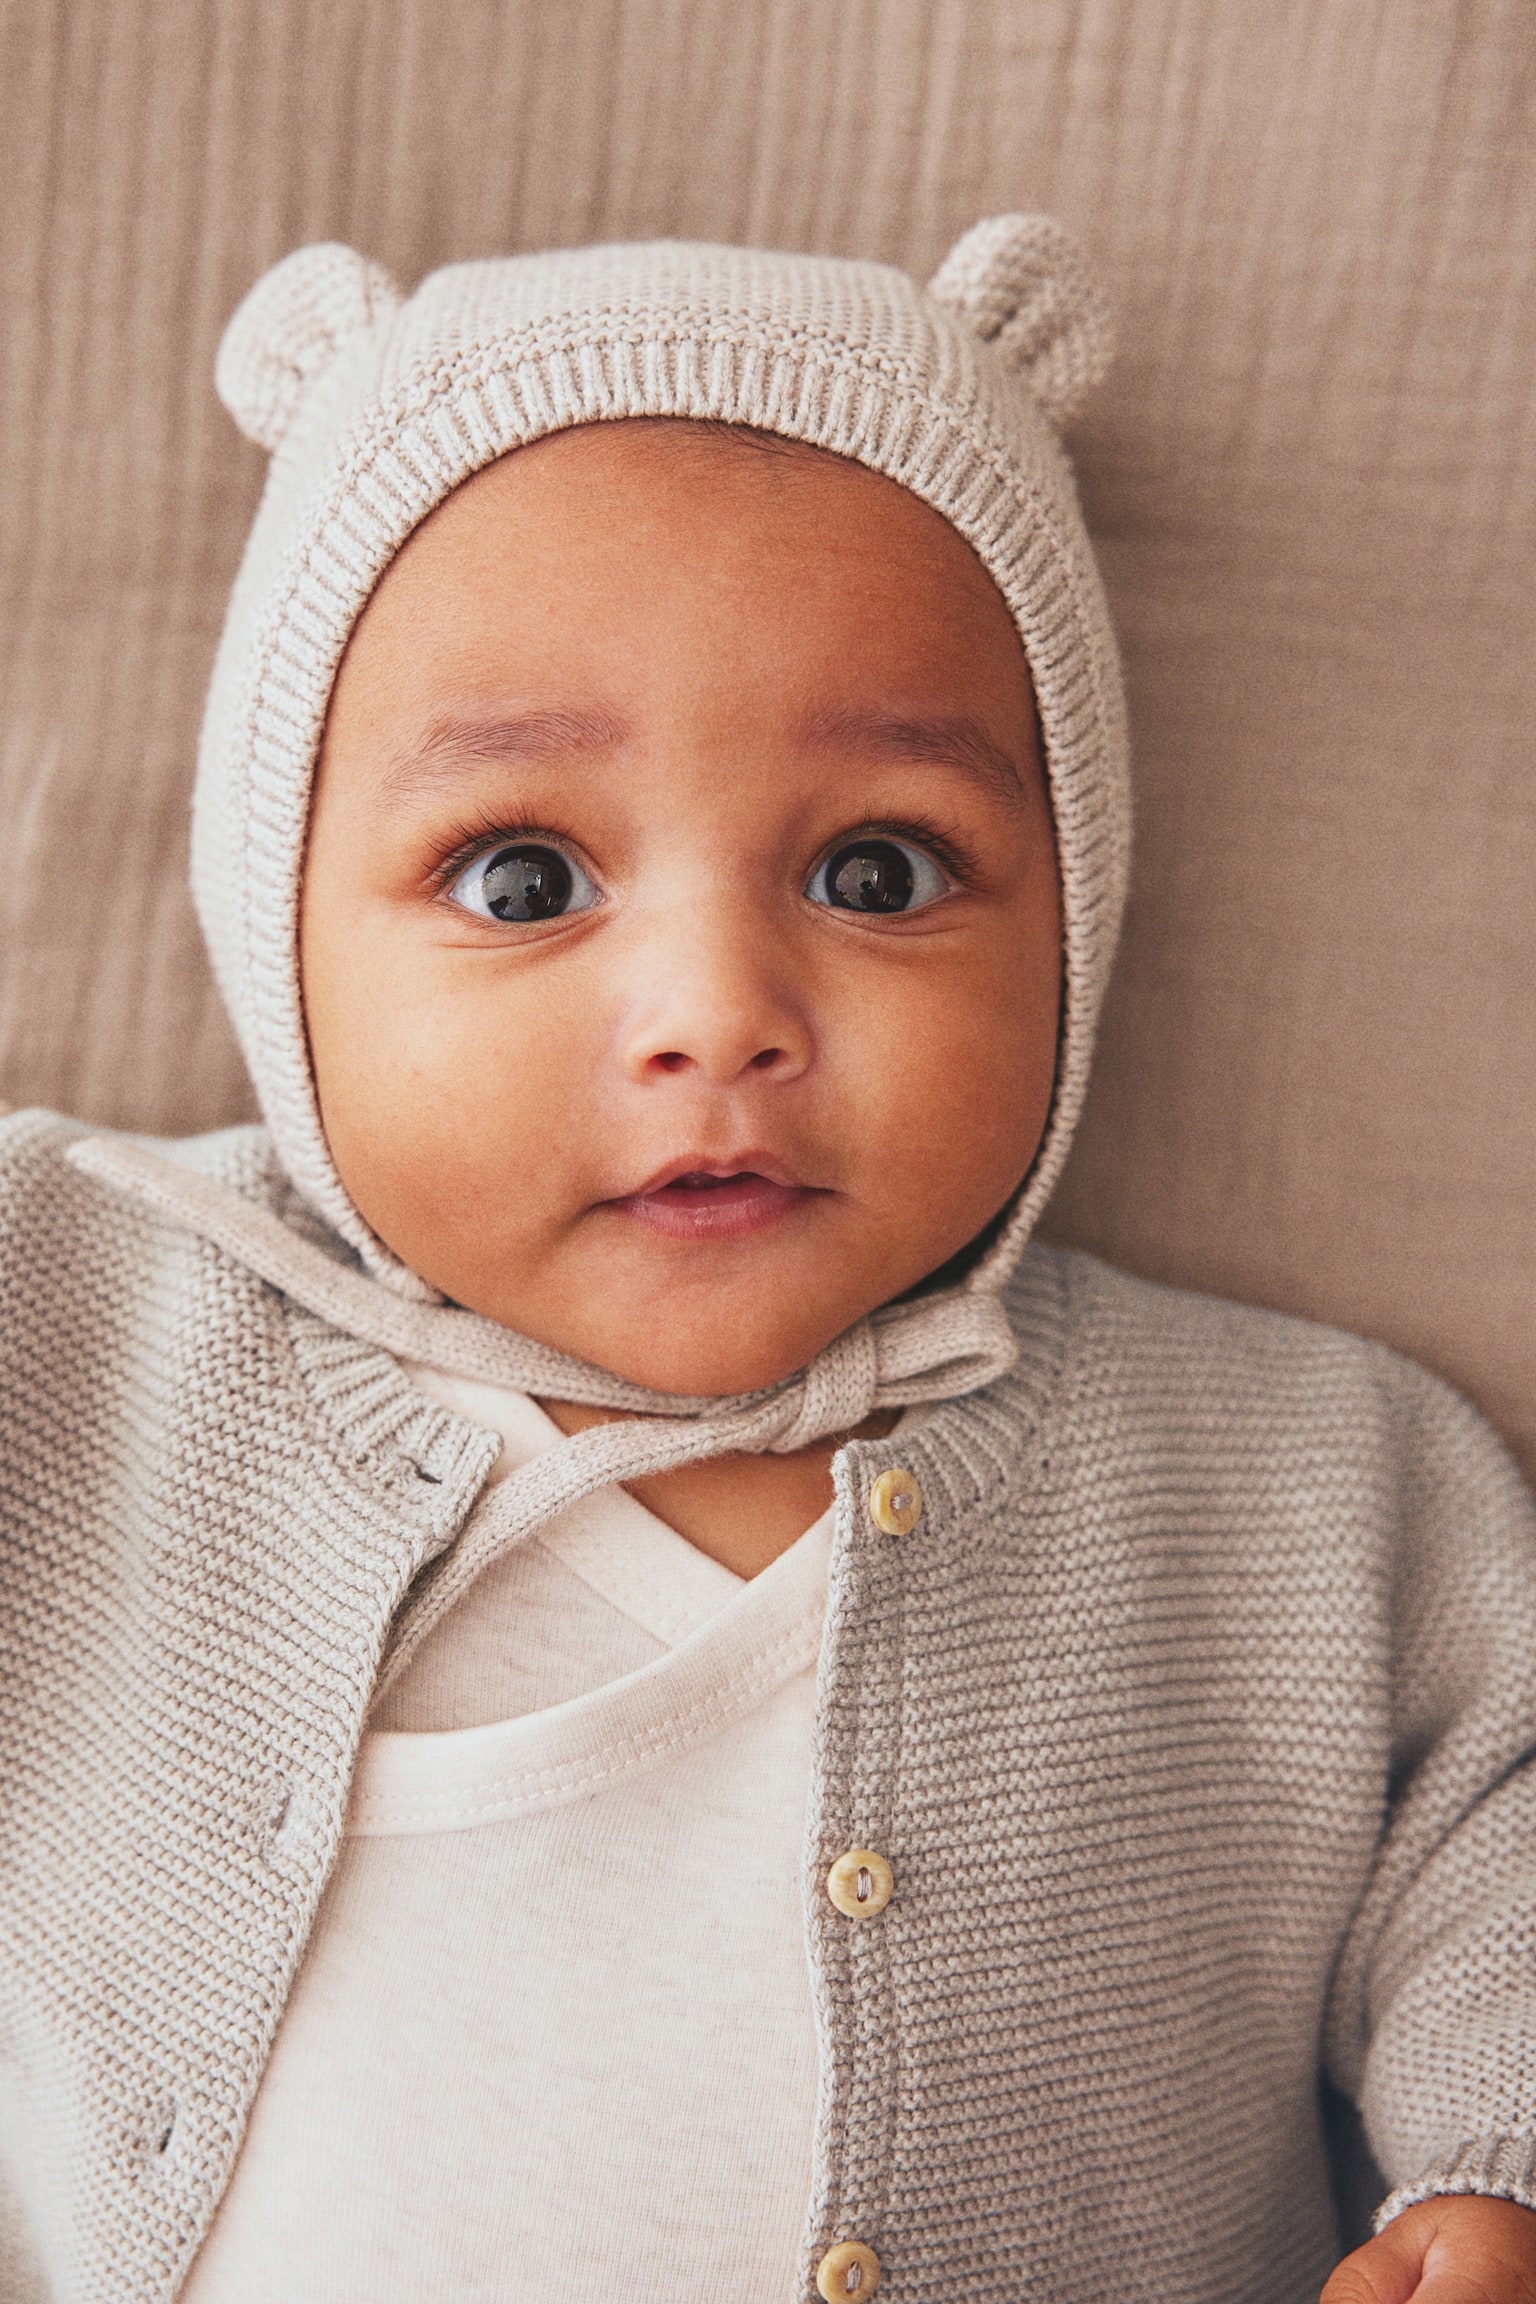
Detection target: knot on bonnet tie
<box><xmin>67</xmin><ymin>1137</ymin><xmax>1019</xmax><ymax>1686</ymax></box>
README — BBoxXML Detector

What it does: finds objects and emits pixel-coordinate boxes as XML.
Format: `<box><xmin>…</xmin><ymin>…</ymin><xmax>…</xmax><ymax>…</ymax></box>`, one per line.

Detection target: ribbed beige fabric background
<box><xmin>2</xmin><ymin>1</ymin><xmax>1533</xmax><ymax>1474</ymax></box>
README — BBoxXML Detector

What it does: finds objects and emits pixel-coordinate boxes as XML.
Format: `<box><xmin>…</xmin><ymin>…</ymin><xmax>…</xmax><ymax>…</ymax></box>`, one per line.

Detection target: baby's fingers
<box><xmin>1323</xmin><ymin>2215</ymin><xmax>1435</xmax><ymax>2304</ymax></box>
<box><xmin>1322</xmin><ymin>2199</ymin><xmax>1536</xmax><ymax>2304</ymax></box>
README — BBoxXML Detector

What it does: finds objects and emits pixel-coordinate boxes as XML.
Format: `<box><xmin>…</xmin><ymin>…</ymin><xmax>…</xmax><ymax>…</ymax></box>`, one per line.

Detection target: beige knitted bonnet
<box><xmin>188</xmin><ymin>220</ymin><xmax>1129</xmax><ymax>1465</ymax></box>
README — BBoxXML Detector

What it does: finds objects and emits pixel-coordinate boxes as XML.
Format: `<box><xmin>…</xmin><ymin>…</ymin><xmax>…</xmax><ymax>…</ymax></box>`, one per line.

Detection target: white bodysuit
<box><xmin>181</xmin><ymin>1370</ymin><xmax>831</xmax><ymax>2302</ymax></box>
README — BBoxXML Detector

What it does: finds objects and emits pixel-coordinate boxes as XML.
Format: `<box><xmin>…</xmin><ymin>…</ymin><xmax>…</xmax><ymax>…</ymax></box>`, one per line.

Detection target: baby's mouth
<box><xmin>606</xmin><ymin>1163</ymin><xmax>812</xmax><ymax>1241</ymax></box>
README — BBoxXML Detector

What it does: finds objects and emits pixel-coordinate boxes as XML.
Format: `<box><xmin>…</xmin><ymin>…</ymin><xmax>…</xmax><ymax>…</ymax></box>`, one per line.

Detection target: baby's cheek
<box><xmin>318</xmin><ymin>951</ymin><xmax>599</xmax><ymax>1281</ymax></box>
<box><xmin>837</xmin><ymin>953</ymin><xmax>1053</xmax><ymax>1259</ymax></box>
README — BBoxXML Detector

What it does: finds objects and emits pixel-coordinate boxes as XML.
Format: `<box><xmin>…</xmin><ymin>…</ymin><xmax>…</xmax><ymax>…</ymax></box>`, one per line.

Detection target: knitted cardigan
<box><xmin>3</xmin><ymin>1106</ymin><xmax>1536</xmax><ymax>2304</ymax></box>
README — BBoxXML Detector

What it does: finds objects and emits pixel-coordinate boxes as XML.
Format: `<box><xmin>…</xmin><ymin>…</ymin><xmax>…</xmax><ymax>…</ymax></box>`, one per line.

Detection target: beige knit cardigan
<box><xmin>3</xmin><ymin>1105</ymin><xmax>1536</xmax><ymax>2304</ymax></box>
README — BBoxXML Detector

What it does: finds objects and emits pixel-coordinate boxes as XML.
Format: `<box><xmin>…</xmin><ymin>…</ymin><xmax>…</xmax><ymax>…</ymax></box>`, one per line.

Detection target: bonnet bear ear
<box><xmin>927</xmin><ymin>214</ymin><xmax>1113</xmax><ymax>427</ymax></box>
<box><xmin>215</xmin><ymin>242</ymin><xmax>403</xmax><ymax>452</ymax></box>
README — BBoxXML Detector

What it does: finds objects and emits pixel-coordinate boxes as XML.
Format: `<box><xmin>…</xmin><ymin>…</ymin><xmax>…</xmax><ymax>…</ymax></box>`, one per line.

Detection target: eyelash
<box><xmin>424</xmin><ymin>811</ymin><xmax>577</xmax><ymax>894</ymax></box>
<box><xmin>824</xmin><ymin>810</ymin><xmax>980</xmax><ymax>888</ymax></box>
<box><xmin>424</xmin><ymin>808</ymin><xmax>983</xmax><ymax>897</ymax></box>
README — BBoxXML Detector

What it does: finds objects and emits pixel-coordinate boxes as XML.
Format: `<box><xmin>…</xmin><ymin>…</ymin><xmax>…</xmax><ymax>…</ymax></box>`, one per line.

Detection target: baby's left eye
<box><xmin>805</xmin><ymin>837</ymin><xmax>951</xmax><ymax>916</ymax></box>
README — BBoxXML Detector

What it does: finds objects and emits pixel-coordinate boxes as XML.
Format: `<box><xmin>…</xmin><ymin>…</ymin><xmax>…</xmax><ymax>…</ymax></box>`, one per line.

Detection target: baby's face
<box><xmin>302</xmin><ymin>421</ymin><xmax>1061</xmax><ymax>1395</ymax></box>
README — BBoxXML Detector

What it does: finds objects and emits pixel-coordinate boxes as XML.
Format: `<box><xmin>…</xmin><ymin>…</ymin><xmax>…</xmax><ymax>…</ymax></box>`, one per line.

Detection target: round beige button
<box><xmin>868</xmin><ymin>1466</ymin><xmax>921</xmax><ymax>1536</ymax></box>
<box><xmin>826</xmin><ymin>1848</ymin><xmax>894</xmax><ymax>1918</ymax></box>
<box><xmin>816</xmin><ymin>2239</ymin><xmax>881</xmax><ymax>2299</ymax></box>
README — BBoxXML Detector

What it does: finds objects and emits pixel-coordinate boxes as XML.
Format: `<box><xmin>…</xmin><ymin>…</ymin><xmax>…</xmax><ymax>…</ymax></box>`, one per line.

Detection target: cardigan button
<box><xmin>817</xmin><ymin>2240</ymin><xmax>881</xmax><ymax>2297</ymax></box>
<box><xmin>867</xmin><ymin>1466</ymin><xmax>921</xmax><ymax>1535</ymax></box>
<box><xmin>826</xmin><ymin>1848</ymin><xmax>894</xmax><ymax>1918</ymax></box>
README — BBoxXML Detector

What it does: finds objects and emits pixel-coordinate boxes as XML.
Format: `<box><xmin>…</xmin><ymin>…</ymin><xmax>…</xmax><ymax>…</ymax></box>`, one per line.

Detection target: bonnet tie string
<box><xmin>66</xmin><ymin>1135</ymin><xmax>1018</xmax><ymax>1678</ymax></box>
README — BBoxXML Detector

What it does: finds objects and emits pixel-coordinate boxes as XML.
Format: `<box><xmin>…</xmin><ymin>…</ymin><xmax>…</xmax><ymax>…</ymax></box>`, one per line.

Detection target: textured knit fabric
<box><xmin>194</xmin><ymin>224</ymin><xmax>1127</xmax><ymax>1347</ymax></box>
<box><xmin>5</xmin><ymin>1105</ymin><xmax>1536</xmax><ymax>2304</ymax></box>
<box><xmin>181</xmin><ymin>1405</ymin><xmax>828</xmax><ymax>2301</ymax></box>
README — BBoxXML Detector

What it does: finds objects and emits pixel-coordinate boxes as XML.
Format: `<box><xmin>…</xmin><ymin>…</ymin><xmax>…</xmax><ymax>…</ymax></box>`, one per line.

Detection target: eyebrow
<box><xmin>372</xmin><ymin>700</ymin><xmax>1029</xmax><ymax>806</ymax></box>
<box><xmin>804</xmin><ymin>707</ymin><xmax>1028</xmax><ymax>803</ymax></box>
<box><xmin>377</xmin><ymin>707</ymin><xmax>627</xmax><ymax>800</ymax></box>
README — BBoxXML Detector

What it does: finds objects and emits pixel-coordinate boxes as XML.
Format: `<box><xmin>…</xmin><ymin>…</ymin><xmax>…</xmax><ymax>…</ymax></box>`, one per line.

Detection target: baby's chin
<box><xmin>448</xmin><ymin>1262</ymin><xmax>876</xmax><ymax>1398</ymax></box>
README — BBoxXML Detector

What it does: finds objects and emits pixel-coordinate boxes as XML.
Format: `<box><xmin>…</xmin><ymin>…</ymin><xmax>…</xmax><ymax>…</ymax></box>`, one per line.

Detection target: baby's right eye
<box><xmin>447</xmin><ymin>842</ymin><xmax>601</xmax><ymax>924</ymax></box>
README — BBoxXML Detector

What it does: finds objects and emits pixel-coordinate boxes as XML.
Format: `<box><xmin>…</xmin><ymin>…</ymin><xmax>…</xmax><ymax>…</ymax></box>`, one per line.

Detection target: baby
<box><xmin>2</xmin><ymin>223</ymin><xmax>1536</xmax><ymax>2304</ymax></box>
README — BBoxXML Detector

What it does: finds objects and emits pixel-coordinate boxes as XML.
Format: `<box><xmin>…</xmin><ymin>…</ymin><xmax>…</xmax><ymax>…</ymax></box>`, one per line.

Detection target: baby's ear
<box><xmin>927</xmin><ymin>214</ymin><xmax>1113</xmax><ymax>427</ymax></box>
<box><xmin>215</xmin><ymin>243</ymin><xmax>402</xmax><ymax>452</ymax></box>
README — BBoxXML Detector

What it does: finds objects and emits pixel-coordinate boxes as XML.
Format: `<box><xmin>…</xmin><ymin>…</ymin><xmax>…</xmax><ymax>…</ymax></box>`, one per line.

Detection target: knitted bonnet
<box><xmin>190</xmin><ymin>221</ymin><xmax>1129</xmax><ymax>1459</ymax></box>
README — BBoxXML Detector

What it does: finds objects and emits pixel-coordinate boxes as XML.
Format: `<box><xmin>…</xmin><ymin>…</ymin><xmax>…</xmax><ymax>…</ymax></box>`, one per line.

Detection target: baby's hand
<box><xmin>1323</xmin><ymin>2197</ymin><xmax>1536</xmax><ymax>2304</ymax></box>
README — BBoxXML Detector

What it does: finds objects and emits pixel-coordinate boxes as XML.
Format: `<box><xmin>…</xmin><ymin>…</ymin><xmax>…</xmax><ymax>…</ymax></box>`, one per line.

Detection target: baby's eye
<box><xmin>447</xmin><ymin>842</ymin><xmax>601</xmax><ymax>924</ymax></box>
<box><xmin>805</xmin><ymin>837</ymin><xmax>951</xmax><ymax>916</ymax></box>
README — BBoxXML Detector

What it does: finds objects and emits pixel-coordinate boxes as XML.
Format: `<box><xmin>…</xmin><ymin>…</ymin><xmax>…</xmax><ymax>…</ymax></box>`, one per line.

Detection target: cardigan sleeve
<box><xmin>1321</xmin><ymin>1355</ymin><xmax>1536</xmax><ymax>2228</ymax></box>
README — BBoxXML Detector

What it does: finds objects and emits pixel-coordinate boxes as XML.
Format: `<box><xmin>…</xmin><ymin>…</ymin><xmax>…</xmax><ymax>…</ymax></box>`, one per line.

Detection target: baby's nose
<box><xmin>626</xmin><ymin>1006</ymin><xmax>808</xmax><ymax>1087</ymax></box>
<box><xmin>617</xmin><ymin>926</ymin><xmax>812</xmax><ymax>1087</ymax></box>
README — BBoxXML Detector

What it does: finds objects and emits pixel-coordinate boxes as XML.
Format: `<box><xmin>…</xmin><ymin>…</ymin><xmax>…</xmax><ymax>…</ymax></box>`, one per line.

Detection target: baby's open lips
<box><xmin>601</xmin><ymin>1157</ymin><xmax>824</xmax><ymax>1240</ymax></box>
<box><xmin>614</xmin><ymin>1154</ymin><xmax>807</xmax><ymax>1198</ymax></box>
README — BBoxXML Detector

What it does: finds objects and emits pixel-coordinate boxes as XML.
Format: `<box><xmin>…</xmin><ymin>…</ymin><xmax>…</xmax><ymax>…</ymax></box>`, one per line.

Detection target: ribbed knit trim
<box><xmin>1376</xmin><ymin>2133</ymin><xmax>1536</xmax><ymax>2230</ymax></box>
<box><xmin>858</xmin><ymin>1237</ymin><xmax>1071</xmax><ymax>1529</ymax></box>
<box><xmin>281</xmin><ymin>1313</ymin><xmax>501</xmax><ymax>1503</ymax></box>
